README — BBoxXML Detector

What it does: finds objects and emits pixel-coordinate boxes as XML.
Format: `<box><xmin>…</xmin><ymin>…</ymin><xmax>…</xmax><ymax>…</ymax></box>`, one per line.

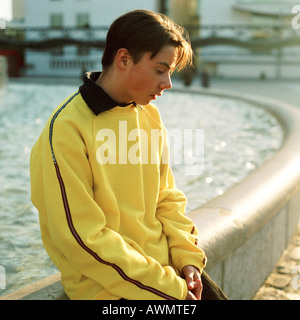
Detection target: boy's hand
<box><xmin>182</xmin><ymin>265</ymin><xmax>203</xmax><ymax>300</ymax></box>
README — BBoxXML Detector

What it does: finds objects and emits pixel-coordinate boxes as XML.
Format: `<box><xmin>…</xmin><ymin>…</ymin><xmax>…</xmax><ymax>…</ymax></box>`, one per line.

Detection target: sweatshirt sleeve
<box><xmin>156</xmin><ymin>124</ymin><xmax>207</xmax><ymax>274</ymax></box>
<box><xmin>30</xmin><ymin>106</ymin><xmax>188</xmax><ymax>300</ymax></box>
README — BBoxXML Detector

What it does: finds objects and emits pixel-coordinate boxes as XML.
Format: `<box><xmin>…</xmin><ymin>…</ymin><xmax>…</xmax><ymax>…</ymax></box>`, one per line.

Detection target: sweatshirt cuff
<box><xmin>177</xmin><ymin>255</ymin><xmax>207</xmax><ymax>276</ymax></box>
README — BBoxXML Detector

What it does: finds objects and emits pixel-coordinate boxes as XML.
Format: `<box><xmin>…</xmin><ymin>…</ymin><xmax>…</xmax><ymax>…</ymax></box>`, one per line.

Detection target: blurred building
<box><xmin>0</xmin><ymin>0</ymin><xmax>25</xmax><ymax>77</ymax></box>
<box><xmin>199</xmin><ymin>0</ymin><xmax>300</xmax><ymax>79</ymax></box>
<box><xmin>12</xmin><ymin>0</ymin><xmax>24</xmax><ymax>24</ymax></box>
<box><xmin>15</xmin><ymin>0</ymin><xmax>300</xmax><ymax>79</ymax></box>
<box><xmin>24</xmin><ymin>0</ymin><xmax>158</xmax><ymax>77</ymax></box>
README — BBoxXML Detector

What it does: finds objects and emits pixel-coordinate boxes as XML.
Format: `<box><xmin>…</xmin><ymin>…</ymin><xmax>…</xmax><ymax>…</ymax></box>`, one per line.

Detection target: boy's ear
<box><xmin>116</xmin><ymin>48</ymin><xmax>130</xmax><ymax>70</ymax></box>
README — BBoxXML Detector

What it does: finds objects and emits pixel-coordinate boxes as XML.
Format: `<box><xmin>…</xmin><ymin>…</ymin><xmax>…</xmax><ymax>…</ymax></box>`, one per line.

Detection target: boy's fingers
<box><xmin>193</xmin><ymin>278</ymin><xmax>203</xmax><ymax>300</ymax></box>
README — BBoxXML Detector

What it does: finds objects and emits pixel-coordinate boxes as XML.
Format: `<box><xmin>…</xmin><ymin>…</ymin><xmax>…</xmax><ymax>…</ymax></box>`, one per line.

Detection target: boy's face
<box><xmin>124</xmin><ymin>45</ymin><xmax>177</xmax><ymax>105</ymax></box>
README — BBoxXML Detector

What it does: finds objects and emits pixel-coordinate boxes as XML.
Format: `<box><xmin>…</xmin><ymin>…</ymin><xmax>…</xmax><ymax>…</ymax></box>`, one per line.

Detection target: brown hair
<box><xmin>101</xmin><ymin>10</ymin><xmax>193</xmax><ymax>71</ymax></box>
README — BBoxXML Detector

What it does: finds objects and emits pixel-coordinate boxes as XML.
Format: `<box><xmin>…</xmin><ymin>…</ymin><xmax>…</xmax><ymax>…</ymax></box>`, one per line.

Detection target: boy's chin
<box><xmin>136</xmin><ymin>97</ymin><xmax>154</xmax><ymax>106</ymax></box>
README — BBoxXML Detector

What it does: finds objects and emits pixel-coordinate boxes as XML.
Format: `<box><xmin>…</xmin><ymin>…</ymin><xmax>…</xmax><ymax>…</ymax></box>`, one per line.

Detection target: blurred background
<box><xmin>1</xmin><ymin>0</ymin><xmax>300</xmax><ymax>81</ymax></box>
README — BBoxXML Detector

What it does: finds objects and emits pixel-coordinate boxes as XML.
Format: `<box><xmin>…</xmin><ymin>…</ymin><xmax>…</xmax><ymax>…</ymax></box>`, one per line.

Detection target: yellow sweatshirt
<box><xmin>30</xmin><ymin>72</ymin><xmax>206</xmax><ymax>300</ymax></box>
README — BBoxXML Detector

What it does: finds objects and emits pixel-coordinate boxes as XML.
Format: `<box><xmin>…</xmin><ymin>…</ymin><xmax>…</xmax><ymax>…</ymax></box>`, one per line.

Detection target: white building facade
<box><xmin>199</xmin><ymin>0</ymin><xmax>300</xmax><ymax>79</ymax></box>
<box><xmin>24</xmin><ymin>0</ymin><xmax>300</xmax><ymax>79</ymax></box>
<box><xmin>24</xmin><ymin>0</ymin><xmax>158</xmax><ymax>77</ymax></box>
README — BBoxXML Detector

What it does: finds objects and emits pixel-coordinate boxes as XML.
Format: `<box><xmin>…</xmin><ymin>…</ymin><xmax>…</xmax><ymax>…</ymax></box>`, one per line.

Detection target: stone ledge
<box><xmin>0</xmin><ymin>273</ymin><xmax>68</xmax><ymax>300</ymax></box>
<box><xmin>184</xmin><ymin>86</ymin><xmax>300</xmax><ymax>299</ymax></box>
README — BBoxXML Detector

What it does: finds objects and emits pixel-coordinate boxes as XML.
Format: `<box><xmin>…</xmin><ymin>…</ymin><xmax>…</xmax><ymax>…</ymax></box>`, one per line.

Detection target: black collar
<box><xmin>79</xmin><ymin>71</ymin><xmax>138</xmax><ymax>115</ymax></box>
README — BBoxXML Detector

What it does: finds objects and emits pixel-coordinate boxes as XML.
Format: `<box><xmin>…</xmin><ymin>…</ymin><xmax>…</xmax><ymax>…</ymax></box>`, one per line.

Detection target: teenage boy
<box><xmin>30</xmin><ymin>9</ymin><xmax>228</xmax><ymax>300</ymax></box>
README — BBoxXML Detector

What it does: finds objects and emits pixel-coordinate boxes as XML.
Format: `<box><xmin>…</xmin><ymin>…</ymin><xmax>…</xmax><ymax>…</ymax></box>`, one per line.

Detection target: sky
<box><xmin>0</xmin><ymin>0</ymin><xmax>12</xmax><ymax>21</ymax></box>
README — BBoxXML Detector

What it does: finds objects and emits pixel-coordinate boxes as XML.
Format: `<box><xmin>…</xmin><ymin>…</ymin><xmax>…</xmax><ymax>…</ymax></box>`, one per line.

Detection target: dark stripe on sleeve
<box><xmin>48</xmin><ymin>91</ymin><xmax>178</xmax><ymax>300</ymax></box>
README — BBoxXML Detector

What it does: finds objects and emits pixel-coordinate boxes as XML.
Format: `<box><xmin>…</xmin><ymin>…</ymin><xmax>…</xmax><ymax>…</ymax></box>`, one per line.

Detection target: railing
<box><xmin>0</xmin><ymin>24</ymin><xmax>300</xmax><ymax>50</ymax></box>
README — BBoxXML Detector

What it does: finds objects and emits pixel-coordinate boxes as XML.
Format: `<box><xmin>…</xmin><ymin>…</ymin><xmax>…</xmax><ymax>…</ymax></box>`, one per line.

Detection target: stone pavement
<box><xmin>253</xmin><ymin>225</ymin><xmax>300</xmax><ymax>300</ymax></box>
<box><xmin>209</xmin><ymin>77</ymin><xmax>300</xmax><ymax>300</ymax></box>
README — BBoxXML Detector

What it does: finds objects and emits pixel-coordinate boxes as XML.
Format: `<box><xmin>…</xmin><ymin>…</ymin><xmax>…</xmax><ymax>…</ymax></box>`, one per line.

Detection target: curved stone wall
<box><xmin>183</xmin><ymin>86</ymin><xmax>300</xmax><ymax>299</ymax></box>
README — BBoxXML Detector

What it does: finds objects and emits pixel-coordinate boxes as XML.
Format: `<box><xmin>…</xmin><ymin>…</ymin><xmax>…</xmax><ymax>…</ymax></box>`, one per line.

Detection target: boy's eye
<box><xmin>156</xmin><ymin>70</ymin><xmax>164</xmax><ymax>75</ymax></box>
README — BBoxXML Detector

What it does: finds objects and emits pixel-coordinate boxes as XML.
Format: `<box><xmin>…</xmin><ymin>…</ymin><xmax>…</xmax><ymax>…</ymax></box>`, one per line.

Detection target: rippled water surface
<box><xmin>0</xmin><ymin>80</ymin><xmax>283</xmax><ymax>296</ymax></box>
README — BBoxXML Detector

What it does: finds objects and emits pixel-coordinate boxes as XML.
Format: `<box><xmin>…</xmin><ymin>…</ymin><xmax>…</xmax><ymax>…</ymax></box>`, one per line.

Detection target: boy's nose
<box><xmin>160</xmin><ymin>74</ymin><xmax>172</xmax><ymax>90</ymax></box>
